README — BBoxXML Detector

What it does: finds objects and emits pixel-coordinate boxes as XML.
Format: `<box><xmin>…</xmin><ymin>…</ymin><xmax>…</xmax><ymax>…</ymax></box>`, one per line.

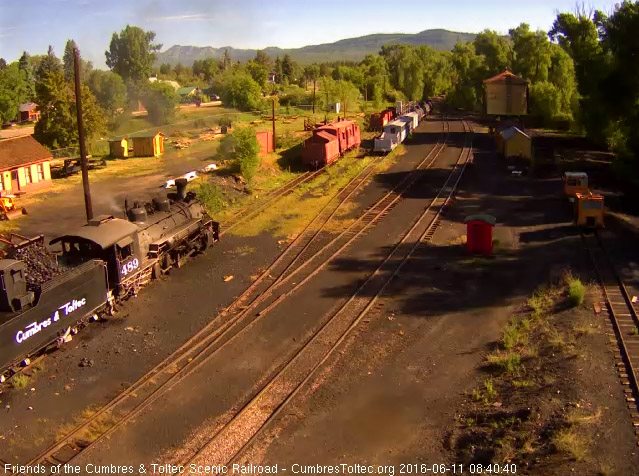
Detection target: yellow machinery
<box><xmin>563</xmin><ymin>172</ymin><xmax>589</xmax><ymax>197</ymax></box>
<box><xmin>574</xmin><ymin>191</ymin><xmax>604</xmax><ymax>228</ymax></box>
<box><xmin>0</xmin><ymin>194</ymin><xmax>26</xmax><ymax>220</ymax></box>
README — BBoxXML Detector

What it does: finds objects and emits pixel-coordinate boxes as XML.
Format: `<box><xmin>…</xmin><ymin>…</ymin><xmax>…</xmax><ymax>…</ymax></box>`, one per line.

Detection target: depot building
<box><xmin>0</xmin><ymin>135</ymin><xmax>52</xmax><ymax>193</ymax></box>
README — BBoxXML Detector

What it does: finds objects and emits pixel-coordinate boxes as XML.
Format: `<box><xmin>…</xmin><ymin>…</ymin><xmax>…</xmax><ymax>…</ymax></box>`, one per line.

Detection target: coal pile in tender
<box><xmin>13</xmin><ymin>241</ymin><xmax>63</xmax><ymax>289</ymax></box>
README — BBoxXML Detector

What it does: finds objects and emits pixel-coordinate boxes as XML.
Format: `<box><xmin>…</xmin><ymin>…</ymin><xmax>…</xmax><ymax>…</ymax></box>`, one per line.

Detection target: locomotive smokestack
<box><xmin>175</xmin><ymin>178</ymin><xmax>188</xmax><ymax>201</ymax></box>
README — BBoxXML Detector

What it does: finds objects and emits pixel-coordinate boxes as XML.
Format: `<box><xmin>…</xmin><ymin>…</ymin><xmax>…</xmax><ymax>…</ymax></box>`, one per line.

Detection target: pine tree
<box><xmin>63</xmin><ymin>39</ymin><xmax>78</xmax><ymax>81</ymax></box>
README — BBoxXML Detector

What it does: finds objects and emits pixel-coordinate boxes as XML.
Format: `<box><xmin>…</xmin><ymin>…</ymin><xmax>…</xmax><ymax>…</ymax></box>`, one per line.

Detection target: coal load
<box><xmin>13</xmin><ymin>240</ymin><xmax>62</xmax><ymax>289</ymax></box>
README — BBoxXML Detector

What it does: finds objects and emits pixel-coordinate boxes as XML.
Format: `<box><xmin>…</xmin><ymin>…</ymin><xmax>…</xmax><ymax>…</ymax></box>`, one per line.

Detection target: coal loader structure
<box><xmin>0</xmin><ymin>179</ymin><xmax>219</xmax><ymax>377</ymax></box>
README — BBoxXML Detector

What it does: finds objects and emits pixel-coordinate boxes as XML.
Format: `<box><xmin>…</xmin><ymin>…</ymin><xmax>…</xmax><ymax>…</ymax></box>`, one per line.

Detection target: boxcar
<box><xmin>373</xmin><ymin>119</ymin><xmax>406</xmax><ymax>153</ymax></box>
<box><xmin>301</xmin><ymin>131</ymin><xmax>340</xmax><ymax>167</ymax></box>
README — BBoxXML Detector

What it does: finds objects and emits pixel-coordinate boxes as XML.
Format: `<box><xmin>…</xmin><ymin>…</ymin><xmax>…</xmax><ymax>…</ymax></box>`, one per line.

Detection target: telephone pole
<box><xmin>272</xmin><ymin>98</ymin><xmax>276</xmax><ymax>151</ymax></box>
<box><xmin>74</xmin><ymin>47</ymin><xmax>93</xmax><ymax>222</ymax></box>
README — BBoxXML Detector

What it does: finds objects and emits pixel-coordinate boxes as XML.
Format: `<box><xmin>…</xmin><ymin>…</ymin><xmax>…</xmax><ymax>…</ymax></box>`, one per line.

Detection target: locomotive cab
<box><xmin>50</xmin><ymin>215</ymin><xmax>142</xmax><ymax>288</ymax></box>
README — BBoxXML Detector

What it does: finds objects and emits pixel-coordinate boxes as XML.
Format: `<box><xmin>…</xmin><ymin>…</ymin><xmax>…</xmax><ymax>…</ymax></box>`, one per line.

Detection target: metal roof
<box><xmin>483</xmin><ymin>71</ymin><xmax>528</xmax><ymax>85</ymax></box>
<box><xmin>49</xmin><ymin>217</ymin><xmax>138</xmax><ymax>250</ymax></box>
<box><xmin>564</xmin><ymin>172</ymin><xmax>588</xmax><ymax>179</ymax></box>
<box><xmin>18</xmin><ymin>102</ymin><xmax>38</xmax><ymax>112</ymax></box>
<box><xmin>500</xmin><ymin>126</ymin><xmax>530</xmax><ymax>141</ymax></box>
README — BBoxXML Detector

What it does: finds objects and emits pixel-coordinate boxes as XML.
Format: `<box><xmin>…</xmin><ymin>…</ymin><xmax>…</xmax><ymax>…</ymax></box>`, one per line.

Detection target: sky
<box><xmin>0</xmin><ymin>0</ymin><xmax>622</xmax><ymax>67</ymax></box>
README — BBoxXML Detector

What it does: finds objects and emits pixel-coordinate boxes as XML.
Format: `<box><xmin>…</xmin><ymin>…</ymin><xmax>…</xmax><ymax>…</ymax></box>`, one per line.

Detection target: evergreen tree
<box><xmin>63</xmin><ymin>39</ymin><xmax>78</xmax><ymax>81</ymax></box>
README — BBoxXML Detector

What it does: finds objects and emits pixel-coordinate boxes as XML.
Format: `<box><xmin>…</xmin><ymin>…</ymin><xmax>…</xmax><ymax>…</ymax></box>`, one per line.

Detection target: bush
<box><xmin>234</xmin><ymin>128</ymin><xmax>261</xmax><ymax>183</ymax></box>
<box><xmin>567</xmin><ymin>277</ymin><xmax>585</xmax><ymax>307</ymax></box>
<box><xmin>195</xmin><ymin>182</ymin><xmax>226</xmax><ymax>213</ymax></box>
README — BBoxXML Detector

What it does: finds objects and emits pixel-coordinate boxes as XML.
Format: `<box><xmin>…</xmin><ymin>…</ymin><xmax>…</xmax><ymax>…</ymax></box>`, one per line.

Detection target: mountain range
<box><xmin>155</xmin><ymin>29</ymin><xmax>476</xmax><ymax>66</ymax></box>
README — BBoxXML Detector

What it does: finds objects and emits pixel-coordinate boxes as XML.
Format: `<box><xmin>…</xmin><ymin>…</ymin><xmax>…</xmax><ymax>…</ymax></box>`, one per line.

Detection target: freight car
<box><xmin>301</xmin><ymin>120</ymin><xmax>361</xmax><ymax>168</ymax></box>
<box><xmin>373</xmin><ymin>119</ymin><xmax>408</xmax><ymax>153</ymax></box>
<box><xmin>369</xmin><ymin>108</ymin><xmax>395</xmax><ymax>131</ymax></box>
<box><xmin>0</xmin><ymin>179</ymin><xmax>219</xmax><ymax>375</ymax></box>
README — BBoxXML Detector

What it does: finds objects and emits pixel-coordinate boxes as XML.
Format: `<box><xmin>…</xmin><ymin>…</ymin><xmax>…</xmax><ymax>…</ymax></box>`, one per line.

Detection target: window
<box><xmin>117</xmin><ymin>244</ymin><xmax>133</xmax><ymax>260</ymax></box>
<box><xmin>0</xmin><ymin>175</ymin><xmax>3</xmax><ymax>191</ymax></box>
<box><xmin>24</xmin><ymin>167</ymin><xmax>32</xmax><ymax>184</ymax></box>
<box><xmin>37</xmin><ymin>164</ymin><xmax>44</xmax><ymax>180</ymax></box>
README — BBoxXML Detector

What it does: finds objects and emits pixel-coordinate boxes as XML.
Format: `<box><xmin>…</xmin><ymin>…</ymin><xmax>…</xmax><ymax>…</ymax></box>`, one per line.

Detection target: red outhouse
<box><xmin>464</xmin><ymin>214</ymin><xmax>496</xmax><ymax>255</ymax></box>
<box><xmin>256</xmin><ymin>131</ymin><xmax>273</xmax><ymax>156</ymax></box>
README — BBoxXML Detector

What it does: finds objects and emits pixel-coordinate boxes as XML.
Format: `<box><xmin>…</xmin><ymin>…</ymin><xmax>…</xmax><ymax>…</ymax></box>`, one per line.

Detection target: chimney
<box><xmin>175</xmin><ymin>178</ymin><xmax>188</xmax><ymax>200</ymax></box>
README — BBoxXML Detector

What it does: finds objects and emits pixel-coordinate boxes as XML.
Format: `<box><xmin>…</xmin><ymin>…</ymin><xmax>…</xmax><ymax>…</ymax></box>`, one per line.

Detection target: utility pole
<box><xmin>312</xmin><ymin>80</ymin><xmax>316</xmax><ymax>115</ymax></box>
<box><xmin>74</xmin><ymin>47</ymin><xmax>93</xmax><ymax>222</ymax></box>
<box><xmin>272</xmin><ymin>98</ymin><xmax>276</xmax><ymax>151</ymax></box>
<box><xmin>343</xmin><ymin>94</ymin><xmax>346</xmax><ymax>120</ymax></box>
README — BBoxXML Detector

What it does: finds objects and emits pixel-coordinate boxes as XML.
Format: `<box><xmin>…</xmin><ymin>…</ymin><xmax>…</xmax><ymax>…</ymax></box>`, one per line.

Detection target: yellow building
<box><xmin>497</xmin><ymin>126</ymin><xmax>532</xmax><ymax>160</ymax></box>
<box><xmin>131</xmin><ymin>132</ymin><xmax>164</xmax><ymax>158</ymax></box>
<box><xmin>0</xmin><ymin>136</ymin><xmax>52</xmax><ymax>193</ymax></box>
<box><xmin>109</xmin><ymin>137</ymin><xmax>130</xmax><ymax>158</ymax></box>
<box><xmin>484</xmin><ymin>71</ymin><xmax>528</xmax><ymax>116</ymax></box>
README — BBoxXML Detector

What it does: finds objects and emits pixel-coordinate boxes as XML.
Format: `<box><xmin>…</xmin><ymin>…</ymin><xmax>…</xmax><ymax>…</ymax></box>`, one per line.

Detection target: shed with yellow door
<box><xmin>131</xmin><ymin>132</ymin><xmax>164</xmax><ymax>158</ymax></box>
<box><xmin>109</xmin><ymin>137</ymin><xmax>130</xmax><ymax>158</ymax></box>
<box><xmin>0</xmin><ymin>135</ymin><xmax>52</xmax><ymax>194</ymax></box>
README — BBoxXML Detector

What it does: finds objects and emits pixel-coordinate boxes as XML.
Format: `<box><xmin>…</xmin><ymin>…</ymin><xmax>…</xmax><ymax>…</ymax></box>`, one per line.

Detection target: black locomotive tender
<box><xmin>0</xmin><ymin>179</ymin><xmax>219</xmax><ymax>375</ymax></box>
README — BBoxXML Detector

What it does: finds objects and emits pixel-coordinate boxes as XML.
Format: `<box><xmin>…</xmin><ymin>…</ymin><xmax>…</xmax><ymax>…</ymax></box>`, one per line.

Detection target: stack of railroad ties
<box><xmin>372</xmin><ymin>100</ymin><xmax>432</xmax><ymax>154</ymax></box>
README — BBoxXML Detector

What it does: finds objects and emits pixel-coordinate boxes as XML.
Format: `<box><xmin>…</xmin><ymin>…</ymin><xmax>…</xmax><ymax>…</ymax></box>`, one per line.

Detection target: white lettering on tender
<box><xmin>15</xmin><ymin>297</ymin><xmax>87</xmax><ymax>344</ymax></box>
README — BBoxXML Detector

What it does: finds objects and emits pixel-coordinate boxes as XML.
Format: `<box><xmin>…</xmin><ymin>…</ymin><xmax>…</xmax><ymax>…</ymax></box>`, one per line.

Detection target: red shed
<box><xmin>302</xmin><ymin>131</ymin><xmax>340</xmax><ymax>167</ymax></box>
<box><xmin>256</xmin><ymin>131</ymin><xmax>273</xmax><ymax>156</ymax></box>
<box><xmin>464</xmin><ymin>214</ymin><xmax>496</xmax><ymax>255</ymax></box>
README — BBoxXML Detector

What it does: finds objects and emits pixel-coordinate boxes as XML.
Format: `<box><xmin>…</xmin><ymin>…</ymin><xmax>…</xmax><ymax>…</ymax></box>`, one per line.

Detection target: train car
<box><xmin>373</xmin><ymin>119</ymin><xmax>406</xmax><ymax>153</ymax></box>
<box><xmin>0</xmin><ymin>236</ymin><xmax>109</xmax><ymax>372</ymax></box>
<box><xmin>1</xmin><ymin>180</ymin><xmax>219</xmax><ymax>375</ymax></box>
<box><xmin>301</xmin><ymin>131</ymin><xmax>340</xmax><ymax>168</ymax></box>
<box><xmin>369</xmin><ymin>109</ymin><xmax>394</xmax><ymax>131</ymax></box>
<box><xmin>302</xmin><ymin>120</ymin><xmax>361</xmax><ymax>167</ymax></box>
<box><xmin>399</xmin><ymin>112</ymin><xmax>419</xmax><ymax>133</ymax></box>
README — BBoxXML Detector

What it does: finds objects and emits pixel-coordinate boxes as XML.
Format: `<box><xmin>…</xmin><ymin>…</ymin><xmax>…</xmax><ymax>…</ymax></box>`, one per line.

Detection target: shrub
<box><xmin>567</xmin><ymin>277</ymin><xmax>585</xmax><ymax>307</ymax></box>
<box><xmin>195</xmin><ymin>182</ymin><xmax>226</xmax><ymax>213</ymax></box>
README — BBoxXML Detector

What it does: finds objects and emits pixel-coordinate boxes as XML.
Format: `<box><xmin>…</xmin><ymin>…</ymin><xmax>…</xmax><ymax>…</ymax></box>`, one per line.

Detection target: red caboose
<box><xmin>301</xmin><ymin>131</ymin><xmax>340</xmax><ymax>167</ymax></box>
<box><xmin>302</xmin><ymin>120</ymin><xmax>361</xmax><ymax>168</ymax></box>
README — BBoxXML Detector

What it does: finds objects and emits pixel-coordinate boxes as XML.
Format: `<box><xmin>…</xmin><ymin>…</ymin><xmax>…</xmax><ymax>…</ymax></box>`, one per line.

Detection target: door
<box><xmin>11</xmin><ymin>171</ymin><xmax>18</xmax><ymax>191</ymax></box>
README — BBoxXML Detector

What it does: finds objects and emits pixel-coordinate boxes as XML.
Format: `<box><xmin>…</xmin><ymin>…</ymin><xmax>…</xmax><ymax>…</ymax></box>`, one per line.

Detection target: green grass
<box><xmin>472</xmin><ymin>378</ymin><xmax>498</xmax><ymax>404</ymax></box>
<box><xmin>486</xmin><ymin>351</ymin><xmax>522</xmax><ymax>375</ymax></box>
<box><xmin>552</xmin><ymin>428</ymin><xmax>588</xmax><ymax>461</ymax></box>
<box><xmin>11</xmin><ymin>373</ymin><xmax>30</xmax><ymax>389</ymax></box>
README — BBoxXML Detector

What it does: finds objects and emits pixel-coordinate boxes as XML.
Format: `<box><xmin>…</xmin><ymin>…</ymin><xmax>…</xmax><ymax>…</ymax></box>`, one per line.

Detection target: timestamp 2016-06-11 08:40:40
<box><xmin>398</xmin><ymin>464</ymin><xmax>517</xmax><ymax>474</ymax></box>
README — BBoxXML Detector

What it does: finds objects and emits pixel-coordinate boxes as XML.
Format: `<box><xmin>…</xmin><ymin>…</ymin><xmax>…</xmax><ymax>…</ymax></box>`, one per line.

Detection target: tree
<box><xmin>0</xmin><ymin>64</ymin><xmax>29</xmax><ymax>122</ymax></box>
<box><xmin>86</xmin><ymin>70</ymin><xmax>127</xmax><ymax>122</ymax></box>
<box><xmin>34</xmin><ymin>70</ymin><xmax>105</xmax><ymax>148</ymax></box>
<box><xmin>36</xmin><ymin>45</ymin><xmax>62</xmax><ymax>83</ymax></box>
<box><xmin>246</xmin><ymin>60</ymin><xmax>268</xmax><ymax>87</ymax></box>
<box><xmin>141</xmin><ymin>81</ymin><xmax>179</xmax><ymax>125</ymax></box>
<box><xmin>221</xmin><ymin>49</ymin><xmax>232</xmax><ymax>71</ymax></box>
<box><xmin>105</xmin><ymin>25</ymin><xmax>162</xmax><ymax>82</ymax></box>
<box><xmin>0</xmin><ymin>59</ymin><xmax>6</xmax><ymax>71</ymax></box>
<box><xmin>192</xmin><ymin>58</ymin><xmax>218</xmax><ymax>81</ymax></box>
<box><xmin>473</xmin><ymin>30</ymin><xmax>512</xmax><ymax>75</ymax></box>
<box><xmin>18</xmin><ymin>52</ymin><xmax>35</xmax><ymax>101</ymax></box>
<box><xmin>274</xmin><ymin>56</ymin><xmax>282</xmax><ymax>83</ymax></box>
<box><xmin>232</xmin><ymin>128</ymin><xmax>261</xmax><ymax>183</ymax></box>
<box><xmin>255</xmin><ymin>50</ymin><xmax>270</xmax><ymax>67</ymax></box>
<box><xmin>509</xmin><ymin>24</ymin><xmax>551</xmax><ymax>83</ymax></box>
<box><xmin>63</xmin><ymin>39</ymin><xmax>78</xmax><ymax>81</ymax></box>
<box><xmin>447</xmin><ymin>42</ymin><xmax>485</xmax><ymax>110</ymax></box>
<box><xmin>281</xmin><ymin>54</ymin><xmax>295</xmax><ymax>83</ymax></box>
<box><xmin>212</xmin><ymin>71</ymin><xmax>263</xmax><ymax>111</ymax></box>
<box><xmin>159</xmin><ymin>63</ymin><xmax>171</xmax><ymax>75</ymax></box>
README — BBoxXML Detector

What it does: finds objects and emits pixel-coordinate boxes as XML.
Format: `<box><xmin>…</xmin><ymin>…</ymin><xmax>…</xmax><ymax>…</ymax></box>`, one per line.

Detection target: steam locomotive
<box><xmin>0</xmin><ymin>179</ymin><xmax>219</xmax><ymax>376</ymax></box>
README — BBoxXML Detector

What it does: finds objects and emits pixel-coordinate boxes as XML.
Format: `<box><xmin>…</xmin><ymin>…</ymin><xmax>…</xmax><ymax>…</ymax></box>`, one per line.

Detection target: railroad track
<box><xmin>583</xmin><ymin>230</ymin><xmax>639</xmax><ymax>438</ymax></box>
<box><xmin>172</xmin><ymin>120</ymin><xmax>474</xmax><ymax>471</ymax></box>
<box><xmin>220</xmin><ymin>166</ymin><xmax>325</xmax><ymax>237</ymax></box>
<box><xmin>13</xmin><ymin>119</ymin><xmax>451</xmax><ymax>474</ymax></box>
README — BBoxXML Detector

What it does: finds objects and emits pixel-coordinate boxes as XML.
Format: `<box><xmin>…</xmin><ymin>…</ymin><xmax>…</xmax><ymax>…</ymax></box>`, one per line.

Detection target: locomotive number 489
<box><xmin>121</xmin><ymin>258</ymin><xmax>140</xmax><ymax>276</ymax></box>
